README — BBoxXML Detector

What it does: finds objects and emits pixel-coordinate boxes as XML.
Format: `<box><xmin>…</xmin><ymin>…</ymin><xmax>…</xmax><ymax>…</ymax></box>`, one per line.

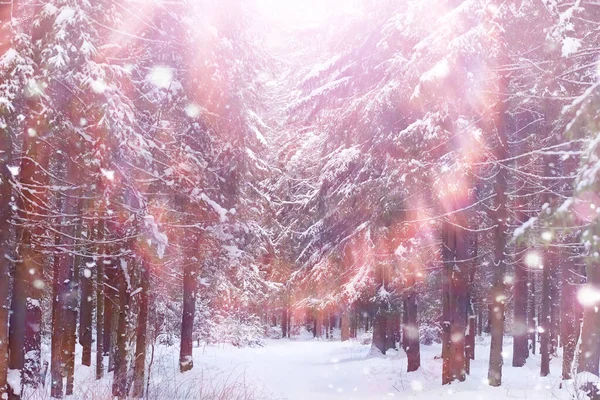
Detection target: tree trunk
<box><xmin>315</xmin><ymin>311</ymin><xmax>322</xmax><ymax>338</ymax></box>
<box><xmin>281</xmin><ymin>308</ymin><xmax>288</xmax><ymax>338</ymax></box>
<box><xmin>487</xmin><ymin>238</ymin><xmax>507</xmax><ymax>386</ymax></box>
<box><xmin>391</xmin><ymin>312</ymin><xmax>401</xmax><ymax>347</ymax></box>
<box><xmin>550</xmin><ymin>264</ymin><xmax>561</xmax><ymax>353</ymax></box>
<box><xmin>528</xmin><ymin>270</ymin><xmax>536</xmax><ymax>355</ymax></box>
<box><xmin>95</xmin><ymin>218</ymin><xmax>105</xmax><ymax>380</ymax></box>
<box><xmin>540</xmin><ymin>249</ymin><xmax>554</xmax><ymax>377</ymax></box>
<box><xmin>341</xmin><ymin>312</ymin><xmax>350</xmax><ymax>341</ymax></box>
<box><xmin>330</xmin><ymin>314</ymin><xmax>335</xmax><ymax>338</ymax></box>
<box><xmin>64</xmin><ymin>204</ymin><xmax>83</xmax><ymax>396</ymax></box>
<box><xmin>466</xmin><ymin>315</ymin><xmax>475</xmax><ymax>360</ymax></box>
<box><xmin>578</xmin><ymin>263</ymin><xmax>600</xmax><ymax>375</ymax></box>
<box><xmin>466</xmin><ymin>223</ymin><xmax>478</xmax><ymax>366</ymax></box>
<box><xmin>442</xmin><ymin>192</ymin><xmax>469</xmax><ymax>384</ymax></box>
<box><xmin>51</xmin><ymin>160</ymin><xmax>79</xmax><ymax>398</ymax></box>
<box><xmin>405</xmin><ymin>286</ymin><xmax>420</xmax><ymax>372</ymax></box>
<box><xmin>9</xmin><ymin>111</ymin><xmax>49</xmax><ymax>398</ymax></box>
<box><xmin>487</xmin><ymin>60</ymin><xmax>509</xmax><ymax>386</ymax></box>
<box><xmin>452</xmin><ymin>221</ymin><xmax>468</xmax><ymax>383</ymax></box>
<box><xmin>0</xmin><ymin>42</ymin><xmax>13</xmax><ymax>397</ymax></box>
<box><xmin>442</xmin><ymin>219</ymin><xmax>452</xmax><ymax>385</ymax></box>
<box><xmin>103</xmin><ymin>258</ymin><xmax>116</xmax><ymax>358</ymax></box>
<box><xmin>112</xmin><ymin>258</ymin><xmax>130</xmax><ymax>398</ymax></box>
<box><xmin>132</xmin><ymin>257</ymin><xmax>150</xmax><ymax>398</ymax></box>
<box><xmin>512</xmin><ymin>259</ymin><xmax>528</xmax><ymax>367</ymax></box>
<box><xmin>465</xmin><ymin>265</ymin><xmax>475</xmax><ymax>375</ymax></box>
<box><xmin>63</xmin><ymin>305</ymin><xmax>77</xmax><ymax>396</ymax></box>
<box><xmin>79</xmin><ymin>243</ymin><xmax>93</xmax><ymax>367</ymax></box>
<box><xmin>372</xmin><ymin>313</ymin><xmax>387</xmax><ymax>354</ymax></box>
<box><xmin>50</xmin><ymin>193</ymin><xmax>65</xmax><ymax>398</ymax></box>
<box><xmin>487</xmin><ymin>212</ymin><xmax>507</xmax><ymax>387</ymax></box>
<box><xmin>385</xmin><ymin>315</ymin><xmax>395</xmax><ymax>351</ymax></box>
<box><xmin>402</xmin><ymin>298</ymin><xmax>409</xmax><ymax>351</ymax></box>
<box><xmin>477</xmin><ymin>306</ymin><xmax>483</xmax><ymax>336</ymax></box>
<box><xmin>561</xmin><ymin>251</ymin><xmax>581</xmax><ymax>380</ymax></box>
<box><xmin>350</xmin><ymin>312</ymin><xmax>357</xmax><ymax>338</ymax></box>
<box><xmin>179</xmin><ymin>260</ymin><xmax>197</xmax><ymax>372</ymax></box>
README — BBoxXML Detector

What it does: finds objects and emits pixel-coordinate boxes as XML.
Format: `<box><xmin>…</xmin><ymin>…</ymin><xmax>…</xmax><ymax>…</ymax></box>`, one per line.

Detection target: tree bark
<box><xmin>315</xmin><ymin>310</ymin><xmax>322</xmax><ymax>338</ymax></box>
<box><xmin>540</xmin><ymin>248</ymin><xmax>552</xmax><ymax>377</ymax></box>
<box><xmin>112</xmin><ymin>258</ymin><xmax>130</xmax><ymax>398</ymax></box>
<box><xmin>103</xmin><ymin>257</ymin><xmax>116</xmax><ymax>358</ymax></box>
<box><xmin>528</xmin><ymin>270</ymin><xmax>536</xmax><ymax>355</ymax></box>
<box><xmin>512</xmin><ymin>259</ymin><xmax>528</xmax><ymax>367</ymax></box>
<box><xmin>64</xmin><ymin>201</ymin><xmax>83</xmax><ymax>396</ymax></box>
<box><xmin>50</xmin><ymin>192</ymin><xmax>64</xmax><ymax>398</ymax></box>
<box><xmin>561</xmin><ymin>151</ymin><xmax>583</xmax><ymax>380</ymax></box>
<box><xmin>132</xmin><ymin>257</ymin><xmax>150</xmax><ymax>398</ymax></box>
<box><xmin>466</xmin><ymin>315</ymin><xmax>475</xmax><ymax>360</ymax></box>
<box><xmin>405</xmin><ymin>285</ymin><xmax>420</xmax><ymax>372</ymax></box>
<box><xmin>487</xmin><ymin>198</ymin><xmax>507</xmax><ymax>386</ymax></box>
<box><xmin>452</xmin><ymin>220</ymin><xmax>468</xmax><ymax>382</ymax></box>
<box><xmin>281</xmin><ymin>308</ymin><xmax>288</xmax><ymax>338</ymax></box>
<box><xmin>95</xmin><ymin>218</ymin><xmax>105</xmax><ymax>380</ymax></box>
<box><xmin>466</xmin><ymin>223</ymin><xmax>478</xmax><ymax>366</ymax></box>
<box><xmin>341</xmin><ymin>312</ymin><xmax>350</xmax><ymax>341</ymax></box>
<box><xmin>442</xmin><ymin>192</ymin><xmax>469</xmax><ymax>384</ymax></box>
<box><xmin>487</xmin><ymin>50</ymin><xmax>509</xmax><ymax>387</ymax></box>
<box><xmin>9</xmin><ymin>107</ymin><xmax>49</xmax><ymax>398</ymax></box>
<box><xmin>372</xmin><ymin>313</ymin><xmax>387</xmax><ymax>354</ymax></box>
<box><xmin>578</xmin><ymin>263</ymin><xmax>600</xmax><ymax>375</ymax></box>
<box><xmin>0</xmin><ymin>28</ymin><xmax>13</xmax><ymax>395</ymax></box>
<box><xmin>561</xmin><ymin>250</ymin><xmax>581</xmax><ymax>380</ymax></box>
<box><xmin>325</xmin><ymin>312</ymin><xmax>330</xmax><ymax>339</ymax></box>
<box><xmin>477</xmin><ymin>306</ymin><xmax>483</xmax><ymax>336</ymax></box>
<box><xmin>402</xmin><ymin>298</ymin><xmax>409</xmax><ymax>351</ymax></box>
<box><xmin>179</xmin><ymin>259</ymin><xmax>197</xmax><ymax>372</ymax></box>
<box><xmin>442</xmin><ymin>219</ymin><xmax>452</xmax><ymax>385</ymax></box>
<box><xmin>79</xmin><ymin>235</ymin><xmax>93</xmax><ymax>367</ymax></box>
<box><xmin>385</xmin><ymin>312</ymin><xmax>399</xmax><ymax>350</ymax></box>
<box><xmin>487</xmin><ymin>224</ymin><xmax>507</xmax><ymax>386</ymax></box>
<box><xmin>50</xmin><ymin>159</ymin><xmax>79</xmax><ymax>398</ymax></box>
<box><xmin>550</xmin><ymin>263</ymin><xmax>561</xmax><ymax>353</ymax></box>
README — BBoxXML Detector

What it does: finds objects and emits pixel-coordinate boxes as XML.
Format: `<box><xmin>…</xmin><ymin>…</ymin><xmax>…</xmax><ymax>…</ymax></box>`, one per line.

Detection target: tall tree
<box><xmin>487</xmin><ymin>3</ymin><xmax>510</xmax><ymax>386</ymax></box>
<box><xmin>0</xmin><ymin>2</ymin><xmax>15</xmax><ymax>397</ymax></box>
<box><xmin>179</xmin><ymin>234</ymin><xmax>199</xmax><ymax>372</ymax></box>
<box><xmin>132</xmin><ymin>255</ymin><xmax>150</xmax><ymax>398</ymax></box>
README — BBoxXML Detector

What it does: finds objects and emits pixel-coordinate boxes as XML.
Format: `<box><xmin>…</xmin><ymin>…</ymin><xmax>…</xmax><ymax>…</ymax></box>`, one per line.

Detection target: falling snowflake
<box><xmin>185</xmin><ymin>103</ymin><xmax>201</xmax><ymax>118</ymax></box>
<box><xmin>101</xmin><ymin>168</ymin><xmax>115</xmax><ymax>181</ymax></box>
<box><xmin>148</xmin><ymin>66</ymin><xmax>174</xmax><ymax>89</ymax></box>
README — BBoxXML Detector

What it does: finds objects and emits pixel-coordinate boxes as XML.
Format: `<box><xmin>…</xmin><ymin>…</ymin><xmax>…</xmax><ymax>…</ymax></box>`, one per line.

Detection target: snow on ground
<box><xmin>25</xmin><ymin>334</ymin><xmax>581</xmax><ymax>399</ymax></box>
<box><xmin>184</xmin><ymin>336</ymin><xmax>577</xmax><ymax>400</ymax></box>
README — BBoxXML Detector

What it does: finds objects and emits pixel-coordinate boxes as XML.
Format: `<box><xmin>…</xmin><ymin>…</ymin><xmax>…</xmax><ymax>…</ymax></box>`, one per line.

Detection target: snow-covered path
<box><xmin>34</xmin><ymin>335</ymin><xmax>578</xmax><ymax>399</ymax></box>
<box><xmin>197</xmin><ymin>339</ymin><xmax>402</xmax><ymax>399</ymax></box>
<box><xmin>161</xmin><ymin>336</ymin><xmax>576</xmax><ymax>400</ymax></box>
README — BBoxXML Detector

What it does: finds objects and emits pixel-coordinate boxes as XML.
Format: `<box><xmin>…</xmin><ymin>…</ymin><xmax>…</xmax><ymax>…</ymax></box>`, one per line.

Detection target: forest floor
<box><xmin>27</xmin><ymin>332</ymin><xmax>582</xmax><ymax>399</ymax></box>
<box><xmin>181</xmin><ymin>335</ymin><xmax>575</xmax><ymax>400</ymax></box>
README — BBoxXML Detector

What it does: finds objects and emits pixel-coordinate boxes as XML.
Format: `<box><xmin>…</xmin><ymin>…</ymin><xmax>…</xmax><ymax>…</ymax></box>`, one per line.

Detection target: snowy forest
<box><xmin>0</xmin><ymin>0</ymin><xmax>600</xmax><ymax>399</ymax></box>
